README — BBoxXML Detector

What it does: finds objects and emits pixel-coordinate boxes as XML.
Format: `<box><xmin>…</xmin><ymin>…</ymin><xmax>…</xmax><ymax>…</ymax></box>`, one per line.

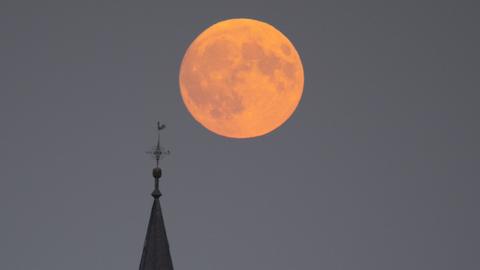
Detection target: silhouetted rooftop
<box><xmin>139</xmin><ymin>123</ymin><xmax>173</xmax><ymax>270</ymax></box>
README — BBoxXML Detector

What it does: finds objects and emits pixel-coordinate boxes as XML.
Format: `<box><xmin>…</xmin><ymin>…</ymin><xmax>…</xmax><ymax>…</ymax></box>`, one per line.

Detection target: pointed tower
<box><xmin>139</xmin><ymin>122</ymin><xmax>174</xmax><ymax>270</ymax></box>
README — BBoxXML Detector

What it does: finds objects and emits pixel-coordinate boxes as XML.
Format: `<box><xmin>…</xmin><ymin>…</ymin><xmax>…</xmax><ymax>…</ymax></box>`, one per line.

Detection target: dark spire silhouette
<box><xmin>139</xmin><ymin>122</ymin><xmax>173</xmax><ymax>270</ymax></box>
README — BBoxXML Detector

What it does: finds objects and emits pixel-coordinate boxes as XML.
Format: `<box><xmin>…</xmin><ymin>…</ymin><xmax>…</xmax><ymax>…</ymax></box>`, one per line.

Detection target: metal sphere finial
<box><xmin>152</xmin><ymin>167</ymin><xmax>162</xmax><ymax>179</ymax></box>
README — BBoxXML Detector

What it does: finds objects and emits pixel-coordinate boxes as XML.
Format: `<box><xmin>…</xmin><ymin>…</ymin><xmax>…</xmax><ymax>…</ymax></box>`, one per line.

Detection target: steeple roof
<box><xmin>138</xmin><ymin>183</ymin><xmax>174</xmax><ymax>270</ymax></box>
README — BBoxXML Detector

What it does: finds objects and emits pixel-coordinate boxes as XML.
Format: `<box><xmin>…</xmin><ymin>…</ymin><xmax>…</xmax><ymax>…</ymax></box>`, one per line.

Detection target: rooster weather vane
<box><xmin>147</xmin><ymin>121</ymin><xmax>170</xmax><ymax>168</ymax></box>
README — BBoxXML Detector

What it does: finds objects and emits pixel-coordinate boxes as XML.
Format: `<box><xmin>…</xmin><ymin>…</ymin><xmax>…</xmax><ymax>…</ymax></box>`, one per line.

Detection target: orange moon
<box><xmin>179</xmin><ymin>18</ymin><xmax>304</xmax><ymax>138</ymax></box>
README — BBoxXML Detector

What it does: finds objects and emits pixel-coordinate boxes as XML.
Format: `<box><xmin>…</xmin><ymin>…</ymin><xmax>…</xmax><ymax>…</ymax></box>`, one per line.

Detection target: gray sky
<box><xmin>1</xmin><ymin>1</ymin><xmax>479</xmax><ymax>269</ymax></box>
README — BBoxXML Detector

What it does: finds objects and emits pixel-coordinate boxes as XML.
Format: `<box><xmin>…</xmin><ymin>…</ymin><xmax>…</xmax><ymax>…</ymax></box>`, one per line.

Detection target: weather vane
<box><xmin>147</xmin><ymin>121</ymin><xmax>170</xmax><ymax>168</ymax></box>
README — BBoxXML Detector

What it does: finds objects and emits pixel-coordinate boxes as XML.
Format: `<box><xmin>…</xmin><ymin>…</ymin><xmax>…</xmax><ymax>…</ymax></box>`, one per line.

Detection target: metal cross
<box><xmin>146</xmin><ymin>121</ymin><xmax>170</xmax><ymax>168</ymax></box>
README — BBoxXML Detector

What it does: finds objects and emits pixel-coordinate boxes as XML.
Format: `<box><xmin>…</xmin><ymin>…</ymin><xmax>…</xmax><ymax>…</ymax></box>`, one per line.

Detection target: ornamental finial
<box><xmin>146</xmin><ymin>121</ymin><xmax>170</xmax><ymax>198</ymax></box>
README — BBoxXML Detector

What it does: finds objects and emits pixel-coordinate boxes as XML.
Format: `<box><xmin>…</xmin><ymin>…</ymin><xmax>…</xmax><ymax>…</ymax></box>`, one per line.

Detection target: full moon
<box><xmin>179</xmin><ymin>18</ymin><xmax>304</xmax><ymax>138</ymax></box>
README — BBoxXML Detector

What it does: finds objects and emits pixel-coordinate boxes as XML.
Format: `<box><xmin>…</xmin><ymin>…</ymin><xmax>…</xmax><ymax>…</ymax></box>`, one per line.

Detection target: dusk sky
<box><xmin>1</xmin><ymin>1</ymin><xmax>479</xmax><ymax>269</ymax></box>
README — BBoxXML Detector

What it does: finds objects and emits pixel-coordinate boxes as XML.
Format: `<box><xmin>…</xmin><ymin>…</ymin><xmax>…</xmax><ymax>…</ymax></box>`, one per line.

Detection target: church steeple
<box><xmin>139</xmin><ymin>122</ymin><xmax>174</xmax><ymax>270</ymax></box>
